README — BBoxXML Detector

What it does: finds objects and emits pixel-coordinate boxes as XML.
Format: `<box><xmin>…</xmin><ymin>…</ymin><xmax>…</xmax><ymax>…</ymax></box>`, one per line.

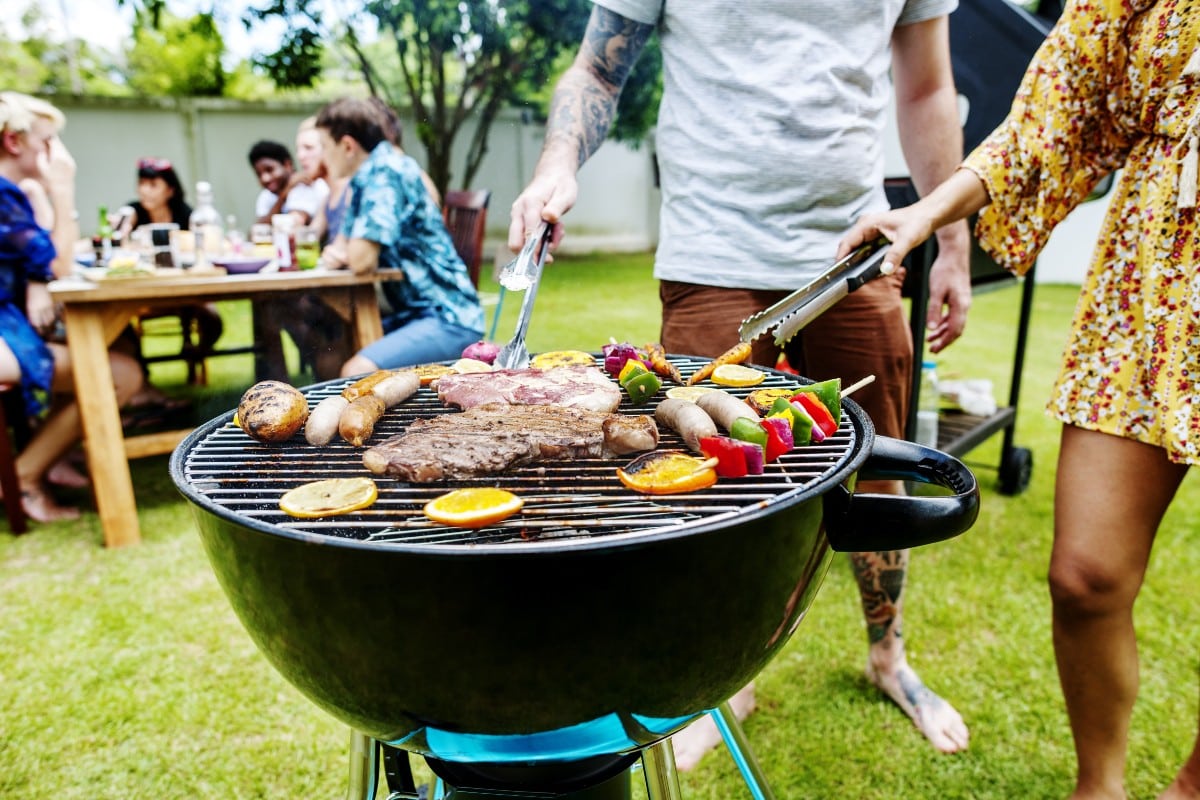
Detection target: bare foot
<box><xmin>865</xmin><ymin>660</ymin><xmax>968</xmax><ymax>753</ymax></box>
<box><xmin>20</xmin><ymin>482</ymin><xmax>81</xmax><ymax>523</ymax></box>
<box><xmin>1160</xmin><ymin>772</ymin><xmax>1200</xmax><ymax>799</ymax></box>
<box><xmin>46</xmin><ymin>457</ymin><xmax>90</xmax><ymax>490</ymax></box>
<box><xmin>671</xmin><ymin>684</ymin><xmax>757</xmax><ymax>771</ymax></box>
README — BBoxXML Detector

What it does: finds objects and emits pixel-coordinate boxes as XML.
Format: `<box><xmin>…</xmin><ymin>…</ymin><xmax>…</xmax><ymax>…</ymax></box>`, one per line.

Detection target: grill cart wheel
<box><xmin>998</xmin><ymin>446</ymin><xmax>1033</xmax><ymax>495</ymax></box>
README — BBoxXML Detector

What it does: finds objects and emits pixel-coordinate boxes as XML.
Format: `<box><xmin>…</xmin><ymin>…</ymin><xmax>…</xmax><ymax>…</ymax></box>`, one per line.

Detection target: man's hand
<box><xmin>507</xmin><ymin>166</ymin><xmax>578</xmax><ymax>256</ymax></box>
<box><xmin>924</xmin><ymin>240</ymin><xmax>971</xmax><ymax>353</ymax></box>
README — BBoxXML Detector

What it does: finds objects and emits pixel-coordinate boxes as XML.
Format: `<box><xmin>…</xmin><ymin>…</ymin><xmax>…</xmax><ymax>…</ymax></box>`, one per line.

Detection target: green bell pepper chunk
<box><xmin>623</xmin><ymin>371</ymin><xmax>662</xmax><ymax>405</ymax></box>
<box><xmin>729</xmin><ymin>416</ymin><xmax>768</xmax><ymax>453</ymax></box>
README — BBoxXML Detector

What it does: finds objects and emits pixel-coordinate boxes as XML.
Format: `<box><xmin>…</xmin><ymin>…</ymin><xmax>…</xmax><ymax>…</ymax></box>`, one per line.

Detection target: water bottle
<box><xmin>189</xmin><ymin>181</ymin><xmax>224</xmax><ymax>269</ymax></box>
<box><xmin>916</xmin><ymin>360</ymin><xmax>939</xmax><ymax>449</ymax></box>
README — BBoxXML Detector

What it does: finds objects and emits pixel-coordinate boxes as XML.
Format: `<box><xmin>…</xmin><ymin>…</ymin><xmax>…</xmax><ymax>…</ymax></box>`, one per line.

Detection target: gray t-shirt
<box><xmin>594</xmin><ymin>0</ymin><xmax>957</xmax><ymax>289</ymax></box>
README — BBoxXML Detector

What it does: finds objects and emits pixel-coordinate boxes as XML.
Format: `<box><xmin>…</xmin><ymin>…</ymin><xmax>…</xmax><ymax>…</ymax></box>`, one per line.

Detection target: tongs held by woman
<box><xmin>495</xmin><ymin>222</ymin><xmax>554</xmax><ymax>369</ymax></box>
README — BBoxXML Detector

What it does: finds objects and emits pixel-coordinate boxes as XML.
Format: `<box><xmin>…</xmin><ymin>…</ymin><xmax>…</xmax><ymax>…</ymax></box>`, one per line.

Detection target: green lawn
<box><xmin>2</xmin><ymin>254</ymin><xmax>1198</xmax><ymax>799</ymax></box>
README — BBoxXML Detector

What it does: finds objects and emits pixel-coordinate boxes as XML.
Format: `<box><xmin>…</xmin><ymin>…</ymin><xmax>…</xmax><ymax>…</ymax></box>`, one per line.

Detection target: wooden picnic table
<box><xmin>50</xmin><ymin>267</ymin><xmax>404</xmax><ymax>547</ymax></box>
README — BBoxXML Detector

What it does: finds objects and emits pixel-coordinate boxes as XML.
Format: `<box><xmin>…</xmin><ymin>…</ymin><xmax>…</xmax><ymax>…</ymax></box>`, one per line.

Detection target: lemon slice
<box><xmin>280</xmin><ymin>477</ymin><xmax>379</xmax><ymax>518</ymax></box>
<box><xmin>664</xmin><ymin>385</ymin><xmax>720</xmax><ymax>402</ymax></box>
<box><xmin>531</xmin><ymin>350</ymin><xmax>596</xmax><ymax>368</ymax></box>
<box><xmin>712</xmin><ymin>364</ymin><xmax>765</xmax><ymax>387</ymax></box>
<box><xmin>424</xmin><ymin>487</ymin><xmax>524</xmax><ymax>528</ymax></box>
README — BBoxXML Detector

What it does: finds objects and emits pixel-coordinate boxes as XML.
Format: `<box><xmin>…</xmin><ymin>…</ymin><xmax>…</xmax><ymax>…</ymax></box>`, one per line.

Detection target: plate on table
<box><xmin>211</xmin><ymin>256</ymin><xmax>273</xmax><ymax>274</ymax></box>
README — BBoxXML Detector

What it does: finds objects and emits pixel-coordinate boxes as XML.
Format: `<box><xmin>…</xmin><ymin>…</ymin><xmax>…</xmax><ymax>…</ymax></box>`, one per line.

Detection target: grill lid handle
<box><xmin>822</xmin><ymin>435</ymin><xmax>980</xmax><ymax>552</ymax></box>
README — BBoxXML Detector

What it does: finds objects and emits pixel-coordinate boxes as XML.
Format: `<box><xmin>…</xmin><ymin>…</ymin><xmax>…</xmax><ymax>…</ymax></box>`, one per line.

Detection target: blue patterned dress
<box><xmin>0</xmin><ymin>177</ymin><xmax>57</xmax><ymax>414</ymax></box>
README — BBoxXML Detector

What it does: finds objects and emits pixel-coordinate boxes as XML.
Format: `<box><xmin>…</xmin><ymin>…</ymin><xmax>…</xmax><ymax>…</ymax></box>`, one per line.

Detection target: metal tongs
<box><xmin>495</xmin><ymin>222</ymin><xmax>554</xmax><ymax>369</ymax></box>
<box><xmin>738</xmin><ymin>237</ymin><xmax>891</xmax><ymax>345</ymax></box>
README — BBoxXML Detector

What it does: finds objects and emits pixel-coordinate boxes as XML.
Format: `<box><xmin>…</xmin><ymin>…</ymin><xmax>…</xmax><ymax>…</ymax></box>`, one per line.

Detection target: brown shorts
<box><xmin>659</xmin><ymin>274</ymin><xmax>913</xmax><ymax>439</ymax></box>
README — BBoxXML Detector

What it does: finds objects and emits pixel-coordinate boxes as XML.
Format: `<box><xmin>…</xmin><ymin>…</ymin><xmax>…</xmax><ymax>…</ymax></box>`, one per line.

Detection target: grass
<box><xmin>2</xmin><ymin>253</ymin><xmax>1199</xmax><ymax>799</ymax></box>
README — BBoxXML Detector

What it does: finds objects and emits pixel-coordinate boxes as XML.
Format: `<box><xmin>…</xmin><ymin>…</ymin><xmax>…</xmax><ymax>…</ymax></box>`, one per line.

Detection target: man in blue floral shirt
<box><xmin>315</xmin><ymin>98</ymin><xmax>484</xmax><ymax>376</ymax></box>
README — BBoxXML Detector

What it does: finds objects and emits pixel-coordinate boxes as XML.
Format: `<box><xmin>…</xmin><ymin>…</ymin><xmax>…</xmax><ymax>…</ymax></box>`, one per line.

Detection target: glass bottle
<box><xmin>96</xmin><ymin>204</ymin><xmax>113</xmax><ymax>266</ymax></box>
<box><xmin>916</xmin><ymin>360</ymin><xmax>939</xmax><ymax>448</ymax></box>
<box><xmin>188</xmin><ymin>181</ymin><xmax>224</xmax><ymax>269</ymax></box>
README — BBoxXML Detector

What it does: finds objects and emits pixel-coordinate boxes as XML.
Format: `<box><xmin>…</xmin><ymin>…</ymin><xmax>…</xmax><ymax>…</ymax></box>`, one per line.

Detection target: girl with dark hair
<box><xmin>115</xmin><ymin>157</ymin><xmax>192</xmax><ymax>237</ymax></box>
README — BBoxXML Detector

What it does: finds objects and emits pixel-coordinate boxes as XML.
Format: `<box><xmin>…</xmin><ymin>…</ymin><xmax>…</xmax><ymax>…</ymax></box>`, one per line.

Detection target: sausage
<box><xmin>602</xmin><ymin>414</ymin><xmax>660</xmax><ymax>455</ymax></box>
<box><xmin>371</xmin><ymin>370</ymin><xmax>419</xmax><ymax>407</ymax></box>
<box><xmin>654</xmin><ymin>398</ymin><xmax>718</xmax><ymax>453</ymax></box>
<box><xmin>342</xmin><ymin>370</ymin><xmax>397</xmax><ymax>402</ymax></box>
<box><xmin>338</xmin><ymin>394</ymin><xmax>387</xmax><ymax>447</ymax></box>
<box><xmin>304</xmin><ymin>395</ymin><xmax>349</xmax><ymax>446</ymax></box>
<box><xmin>696</xmin><ymin>390</ymin><xmax>759</xmax><ymax>432</ymax></box>
<box><xmin>686</xmin><ymin>342</ymin><xmax>753</xmax><ymax>386</ymax></box>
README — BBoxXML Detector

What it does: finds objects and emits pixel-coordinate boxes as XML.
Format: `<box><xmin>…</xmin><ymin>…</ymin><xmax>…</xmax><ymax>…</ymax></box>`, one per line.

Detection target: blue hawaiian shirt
<box><xmin>343</xmin><ymin>143</ymin><xmax>484</xmax><ymax>334</ymax></box>
<box><xmin>0</xmin><ymin>176</ymin><xmax>57</xmax><ymax>414</ymax></box>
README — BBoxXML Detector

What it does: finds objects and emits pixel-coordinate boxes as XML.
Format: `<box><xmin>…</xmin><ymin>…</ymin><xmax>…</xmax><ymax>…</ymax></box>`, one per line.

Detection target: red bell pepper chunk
<box><xmin>759</xmin><ymin>416</ymin><xmax>794</xmax><ymax>462</ymax></box>
<box><xmin>699</xmin><ymin>435</ymin><xmax>748</xmax><ymax>479</ymax></box>
<box><xmin>792</xmin><ymin>392</ymin><xmax>838</xmax><ymax>438</ymax></box>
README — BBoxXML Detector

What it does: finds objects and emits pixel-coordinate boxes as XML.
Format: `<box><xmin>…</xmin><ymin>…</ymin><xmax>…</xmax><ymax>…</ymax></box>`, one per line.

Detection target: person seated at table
<box><xmin>312</xmin><ymin>97</ymin><xmax>483</xmax><ymax>375</ymax></box>
<box><xmin>0</xmin><ymin>91</ymin><xmax>143</xmax><ymax>522</ymax></box>
<box><xmin>248</xmin><ymin>139</ymin><xmax>326</xmax><ymax>226</ymax></box>
<box><xmin>112</xmin><ymin>157</ymin><xmax>222</xmax><ymax>416</ymax></box>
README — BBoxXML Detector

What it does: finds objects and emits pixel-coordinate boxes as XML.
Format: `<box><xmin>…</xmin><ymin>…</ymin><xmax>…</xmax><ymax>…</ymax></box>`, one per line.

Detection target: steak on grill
<box><xmin>436</xmin><ymin>366</ymin><xmax>621</xmax><ymax>413</ymax></box>
<box><xmin>362</xmin><ymin>402</ymin><xmax>657</xmax><ymax>482</ymax></box>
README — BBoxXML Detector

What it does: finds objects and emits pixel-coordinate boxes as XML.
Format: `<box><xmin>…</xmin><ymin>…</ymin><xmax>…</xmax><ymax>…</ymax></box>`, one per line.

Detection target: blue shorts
<box><xmin>357</xmin><ymin>310</ymin><xmax>483</xmax><ymax>369</ymax></box>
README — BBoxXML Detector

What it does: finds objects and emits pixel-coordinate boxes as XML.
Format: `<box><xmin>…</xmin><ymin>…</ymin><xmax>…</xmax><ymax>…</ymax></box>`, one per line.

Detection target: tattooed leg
<box><xmin>851</xmin><ymin>547</ymin><xmax>969</xmax><ymax>753</ymax></box>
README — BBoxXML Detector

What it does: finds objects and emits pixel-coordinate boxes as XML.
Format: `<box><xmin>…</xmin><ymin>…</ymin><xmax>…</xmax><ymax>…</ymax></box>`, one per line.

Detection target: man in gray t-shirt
<box><xmin>510</xmin><ymin>0</ymin><xmax>972</xmax><ymax>769</ymax></box>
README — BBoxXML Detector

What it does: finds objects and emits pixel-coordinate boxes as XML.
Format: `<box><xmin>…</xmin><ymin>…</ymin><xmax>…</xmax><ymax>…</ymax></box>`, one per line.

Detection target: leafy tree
<box><xmin>124</xmin><ymin>9</ymin><xmax>227</xmax><ymax>97</ymax></box>
<box><xmin>2</xmin><ymin>3</ymin><xmax>128</xmax><ymax>96</ymax></box>
<box><xmin>245</xmin><ymin>0</ymin><xmax>661</xmax><ymax>195</ymax></box>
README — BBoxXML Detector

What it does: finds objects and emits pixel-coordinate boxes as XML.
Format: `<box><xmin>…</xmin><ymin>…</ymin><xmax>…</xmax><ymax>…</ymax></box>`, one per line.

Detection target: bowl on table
<box><xmin>211</xmin><ymin>256</ymin><xmax>272</xmax><ymax>275</ymax></box>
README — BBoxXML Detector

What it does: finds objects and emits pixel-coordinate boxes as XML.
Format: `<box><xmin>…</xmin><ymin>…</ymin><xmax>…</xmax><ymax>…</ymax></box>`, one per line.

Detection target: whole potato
<box><xmin>237</xmin><ymin>380</ymin><xmax>309</xmax><ymax>443</ymax></box>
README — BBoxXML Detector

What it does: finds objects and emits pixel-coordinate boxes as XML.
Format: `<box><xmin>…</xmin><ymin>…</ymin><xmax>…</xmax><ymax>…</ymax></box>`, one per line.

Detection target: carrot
<box><xmin>644</xmin><ymin>342</ymin><xmax>684</xmax><ymax>384</ymax></box>
<box><xmin>686</xmin><ymin>342</ymin><xmax>753</xmax><ymax>386</ymax></box>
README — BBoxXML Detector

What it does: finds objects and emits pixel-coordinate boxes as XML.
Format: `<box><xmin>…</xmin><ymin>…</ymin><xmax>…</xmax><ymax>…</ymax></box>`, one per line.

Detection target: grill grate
<box><xmin>178</xmin><ymin>356</ymin><xmax>859</xmax><ymax>547</ymax></box>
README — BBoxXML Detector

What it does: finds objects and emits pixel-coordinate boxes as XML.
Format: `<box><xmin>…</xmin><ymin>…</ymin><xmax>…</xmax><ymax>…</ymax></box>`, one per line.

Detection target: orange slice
<box><xmin>279</xmin><ymin>477</ymin><xmax>378</xmax><ymax>518</ymax></box>
<box><xmin>616</xmin><ymin>450</ymin><xmax>719</xmax><ymax>495</ymax></box>
<box><xmin>531</xmin><ymin>350</ymin><xmax>596</xmax><ymax>368</ymax></box>
<box><xmin>412</xmin><ymin>363</ymin><xmax>456</xmax><ymax>386</ymax></box>
<box><xmin>711</xmin><ymin>364</ymin><xmax>765</xmax><ymax>387</ymax></box>
<box><xmin>424</xmin><ymin>487</ymin><xmax>524</xmax><ymax>528</ymax></box>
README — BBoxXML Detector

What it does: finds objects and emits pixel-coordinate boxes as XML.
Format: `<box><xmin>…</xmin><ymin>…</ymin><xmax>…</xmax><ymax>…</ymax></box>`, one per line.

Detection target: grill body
<box><xmin>172</xmin><ymin>359</ymin><xmax>978</xmax><ymax>765</ymax></box>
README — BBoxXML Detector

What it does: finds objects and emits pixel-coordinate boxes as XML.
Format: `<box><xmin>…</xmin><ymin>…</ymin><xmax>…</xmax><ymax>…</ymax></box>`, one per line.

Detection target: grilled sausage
<box><xmin>339</xmin><ymin>394</ymin><xmax>387</xmax><ymax>447</ymax></box>
<box><xmin>304</xmin><ymin>395</ymin><xmax>350</xmax><ymax>446</ymax></box>
<box><xmin>372</xmin><ymin>370</ymin><xmax>420</xmax><ymax>407</ymax></box>
<box><xmin>602</xmin><ymin>414</ymin><xmax>660</xmax><ymax>455</ymax></box>
<box><xmin>655</xmin><ymin>398</ymin><xmax>718</xmax><ymax>453</ymax></box>
<box><xmin>696</xmin><ymin>390</ymin><xmax>759</xmax><ymax>432</ymax></box>
<box><xmin>343</xmin><ymin>370</ymin><xmax>398</xmax><ymax>402</ymax></box>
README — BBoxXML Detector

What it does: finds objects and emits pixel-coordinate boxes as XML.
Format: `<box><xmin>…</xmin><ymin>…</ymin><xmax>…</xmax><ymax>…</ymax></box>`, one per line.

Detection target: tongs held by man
<box><xmin>738</xmin><ymin>237</ymin><xmax>891</xmax><ymax>345</ymax></box>
<box><xmin>495</xmin><ymin>222</ymin><xmax>554</xmax><ymax>369</ymax></box>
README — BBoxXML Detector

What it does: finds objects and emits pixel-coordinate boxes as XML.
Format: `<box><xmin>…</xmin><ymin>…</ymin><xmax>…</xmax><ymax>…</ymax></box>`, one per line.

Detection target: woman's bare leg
<box><xmin>1052</xmin><ymin>425</ymin><xmax>1186</xmax><ymax>800</ymax></box>
<box><xmin>10</xmin><ymin>344</ymin><xmax>143</xmax><ymax>522</ymax></box>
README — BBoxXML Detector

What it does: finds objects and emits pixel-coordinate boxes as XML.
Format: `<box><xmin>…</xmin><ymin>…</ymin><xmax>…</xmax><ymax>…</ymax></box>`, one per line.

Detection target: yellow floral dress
<box><xmin>964</xmin><ymin>0</ymin><xmax>1200</xmax><ymax>464</ymax></box>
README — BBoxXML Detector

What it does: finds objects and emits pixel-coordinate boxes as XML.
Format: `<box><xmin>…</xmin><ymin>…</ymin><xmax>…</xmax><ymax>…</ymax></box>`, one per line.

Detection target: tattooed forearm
<box><xmin>544</xmin><ymin>7</ymin><xmax>654</xmax><ymax>168</ymax></box>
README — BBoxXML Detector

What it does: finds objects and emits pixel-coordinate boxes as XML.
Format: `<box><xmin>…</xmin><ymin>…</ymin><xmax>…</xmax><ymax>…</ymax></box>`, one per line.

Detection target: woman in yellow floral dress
<box><xmin>840</xmin><ymin>0</ymin><xmax>1198</xmax><ymax>796</ymax></box>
